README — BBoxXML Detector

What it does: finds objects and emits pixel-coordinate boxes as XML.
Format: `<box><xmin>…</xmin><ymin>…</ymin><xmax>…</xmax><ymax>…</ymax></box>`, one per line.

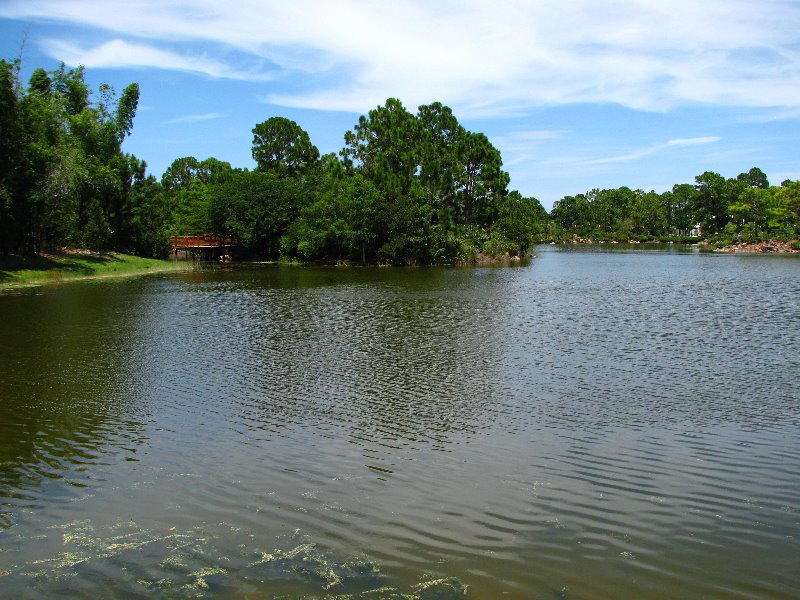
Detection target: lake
<box><xmin>1</xmin><ymin>245</ymin><xmax>799</xmax><ymax>599</ymax></box>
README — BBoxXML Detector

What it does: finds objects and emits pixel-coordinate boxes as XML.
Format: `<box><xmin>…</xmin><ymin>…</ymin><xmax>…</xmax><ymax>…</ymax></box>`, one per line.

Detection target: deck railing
<box><xmin>169</xmin><ymin>235</ymin><xmax>237</xmax><ymax>248</ymax></box>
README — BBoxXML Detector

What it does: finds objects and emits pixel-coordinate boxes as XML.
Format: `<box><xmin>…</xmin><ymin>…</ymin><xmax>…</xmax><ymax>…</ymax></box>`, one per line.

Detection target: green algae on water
<box><xmin>1</xmin><ymin>520</ymin><xmax>468</xmax><ymax>598</ymax></box>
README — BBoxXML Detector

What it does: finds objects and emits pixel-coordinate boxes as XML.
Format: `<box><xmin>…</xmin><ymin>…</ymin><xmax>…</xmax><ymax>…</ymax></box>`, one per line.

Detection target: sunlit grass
<box><xmin>0</xmin><ymin>251</ymin><xmax>190</xmax><ymax>289</ymax></box>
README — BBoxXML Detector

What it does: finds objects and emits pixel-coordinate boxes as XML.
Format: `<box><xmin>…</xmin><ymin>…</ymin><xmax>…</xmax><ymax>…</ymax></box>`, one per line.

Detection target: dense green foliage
<box><xmin>252</xmin><ymin>116</ymin><xmax>320</xmax><ymax>177</ymax></box>
<box><xmin>3</xmin><ymin>59</ymin><xmax>797</xmax><ymax>261</ymax></box>
<box><xmin>549</xmin><ymin>167</ymin><xmax>800</xmax><ymax>245</ymax></box>
<box><xmin>0</xmin><ymin>59</ymin><xmax>170</xmax><ymax>257</ymax></box>
<box><xmin>172</xmin><ymin>97</ymin><xmax>544</xmax><ymax>264</ymax></box>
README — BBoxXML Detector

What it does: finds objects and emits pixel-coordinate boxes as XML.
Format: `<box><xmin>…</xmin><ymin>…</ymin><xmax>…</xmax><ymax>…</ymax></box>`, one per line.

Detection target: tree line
<box><xmin>165</xmin><ymin>98</ymin><xmax>547</xmax><ymax>264</ymax></box>
<box><xmin>549</xmin><ymin>168</ymin><xmax>800</xmax><ymax>246</ymax></box>
<box><xmin>2</xmin><ymin>59</ymin><xmax>798</xmax><ymax>262</ymax></box>
<box><xmin>0</xmin><ymin>59</ymin><xmax>546</xmax><ymax>263</ymax></box>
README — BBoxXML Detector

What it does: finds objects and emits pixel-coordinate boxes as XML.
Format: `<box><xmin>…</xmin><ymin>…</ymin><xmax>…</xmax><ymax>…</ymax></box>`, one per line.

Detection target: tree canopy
<box><xmin>548</xmin><ymin>168</ymin><xmax>799</xmax><ymax>246</ymax></box>
<box><xmin>0</xmin><ymin>58</ymin><xmax>170</xmax><ymax>256</ymax></box>
<box><xmin>252</xmin><ymin>117</ymin><xmax>320</xmax><ymax>177</ymax></box>
<box><xmin>3</xmin><ymin>57</ymin><xmax>797</xmax><ymax>262</ymax></box>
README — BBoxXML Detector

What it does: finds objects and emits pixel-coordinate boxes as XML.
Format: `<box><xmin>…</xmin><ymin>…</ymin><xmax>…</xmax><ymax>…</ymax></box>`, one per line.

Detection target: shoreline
<box><xmin>0</xmin><ymin>251</ymin><xmax>194</xmax><ymax>291</ymax></box>
<box><xmin>540</xmin><ymin>238</ymin><xmax>800</xmax><ymax>254</ymax></box>
<box><xmin>0</xmin><ymin>250</ymin><xmax>535</xmax><ymax>289</ymax></box>
<box><xmin>713</xmin><ymin>240</ymin><xmax>800</xmax><ymax>254</ymax></box>
<box><xmin>3</xmin><ymin>238</ymin><xmax>795</xmax><ymax>293</ymax></box>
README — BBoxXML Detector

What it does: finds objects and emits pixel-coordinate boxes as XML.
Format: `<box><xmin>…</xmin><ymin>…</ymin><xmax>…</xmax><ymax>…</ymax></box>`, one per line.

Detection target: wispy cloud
<box><xmin>667</xmin><ymin>137</ymin><xmax>722</xmax><ymax>147</ymax></box>
<box><xmin>4</xmin><ymin>0</ymin><xmax>800</xmax><ymax>115</ymax></box>
<box><xmin>491</xmin><ymin>130</ymin><xmax>567</xmax><ymax>166</ymax></box>
<box><xmin>582</xmin><ymin>136</ymin><xmax>721</xmax><ymax>165</ymax></box>
<box><xmin>493</xmin><ymin>130</ymin><xmax>565</xmax><ymax>147</ymax></box>
<box><xmin>169</xmin><ymin>112</ymin><xmax>225</xmax><ymax>124</ymax></box>
<box><xmin>737</xmin><ymin>106</ymin><xmax>800</xmax><ymax>123</ymax></box>
<box><xmin>40</xmin><ymin>38</ymin><xmax>274</xmax><ymax>81</ymax></box>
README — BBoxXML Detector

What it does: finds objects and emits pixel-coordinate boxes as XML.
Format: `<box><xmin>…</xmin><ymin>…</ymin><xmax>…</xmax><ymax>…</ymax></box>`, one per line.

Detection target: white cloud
<box><xmin>40</xmin><ymin>38</ymin><xmax>272</xmax><ymax>81</ymax></box>
<box><xmin>582</xmin><ymin>148</ymin><xmax>661</xmax><ymax>166</ymax></box>
<box><xmin>667</xmin><ymin>137</ymin><xmax>722</xmax><ymax>147</ymax></box>
<box><xmin>491</xmin><ymin>130</ymin><xmax>566</xmax><ymax>166</ymax></box>
<box><xmin>583</xmin><ymin>136</ymin><xmax>721</xmax><ymax>165</ymax></box>
<box><xmin>169</xmin><ymin>112</ymin><xmax>225</xmax><ymax>123</ymax></box>
<box><xmin>4</xmin><ymin>0</ymin><xmax>800</xmax><ymax>115</ymax></box>
<box><xmin>494</xmin><ymin>130</ymin><xmax>565</xmax><ymax>146</ymax></box>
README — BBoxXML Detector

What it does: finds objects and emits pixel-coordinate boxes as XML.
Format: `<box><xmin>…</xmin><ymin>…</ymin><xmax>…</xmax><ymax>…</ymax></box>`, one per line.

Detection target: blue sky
<box><xmin>1</xmin><ymin>0</ymin><xmax>799</xmax><ymax>210</ymax></box>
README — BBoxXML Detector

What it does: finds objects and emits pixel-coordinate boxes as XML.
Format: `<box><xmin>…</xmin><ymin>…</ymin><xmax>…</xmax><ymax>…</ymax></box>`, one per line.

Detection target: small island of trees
<box><xmin>2</xmin><ymin>59</ymin><xmax>798</xmax><ymax>264</ymax></box>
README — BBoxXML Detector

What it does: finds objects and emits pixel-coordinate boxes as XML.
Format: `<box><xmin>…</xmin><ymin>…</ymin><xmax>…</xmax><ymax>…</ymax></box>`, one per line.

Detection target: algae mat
<box><xmin>0</xmin><ymin>519</ymin><xmax>466</xmax><ymax>599</ymax></box>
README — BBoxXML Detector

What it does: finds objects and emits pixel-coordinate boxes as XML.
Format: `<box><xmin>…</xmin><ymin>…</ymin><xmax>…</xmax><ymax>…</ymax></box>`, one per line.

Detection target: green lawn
<box><xmin>0</xmin><ymin>251</ymin><xmax>191</xmax><ymax>289</ymax></box>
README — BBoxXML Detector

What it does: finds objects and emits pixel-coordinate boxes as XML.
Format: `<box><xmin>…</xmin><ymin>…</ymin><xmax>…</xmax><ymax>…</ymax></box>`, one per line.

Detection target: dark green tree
<box><xmin>454</xmin><ymin>131</ymin><xmax>508</xmax><ymax>227</ymax></box>
<box><xmin>252</xmin><ymin>117</ymin><xmax>319</xmax><ymax>177</ymax></box>
<box><xmin>667</xmin><ymin>183</ymin><xmax>697</xmax><ymax>234</ymax></box>
<box><xmin>629</xmin><ymin>190</ymin><xmax>668</xmax><ymax>236</ymax></box>
<box><xmin>28</xmin><ymin>68</ymin><xmax>51</xmax><ymax>97</ymax></box>
<box><xmin>283</xmin><ymin>174</ymin><xmax>382</xmax><ymax>262</ymax></box>
<box><xmin>162</xmin><ymin>156</ymin><xmax>202</xmax><ymax>193</ymax></box>
<box><xmin>588</xmin><ymin>187</ymin><xmax>634</xmax><ymax>235</ymax></box>
<box><xmin>736</xmin><ymin>167</ymin><xmax>769</xmax><ymax>190</ymax></box>
<box><xmin>209</xmin><ymin>170</ymin><xmax>308</xmax><ymax>257</ymax></box>
<box><xmin>491</xmin><ymin>191</ymin><xmax>548</xmax><ymax>255</ymax></box>
<box><xmin>551</xmin><ymin>194</ymin><xmax>591</xmax><ymax>237</ymax></box>
<box><xmin>0</xmin><ymin>59</ymin><xmax>19</xmax><ymax>253</ymax></box>
<box><xmin>342</xmin><ymin>98</ymin><xmax>421</xmax><ymax>200</ymax></box>
<box><xmin>693</xmin><ymin>171</ymin><xmax>731</xmax><ymax>234</ymax></box>
<box><xmin>51</xmin><ymin>63</ymin><xmax>89</xmax><ymax>115</ymax></box>
<box><xmin>119</xmin><ymin>166</ymin><xmax>171</xmax><ymax>257</ymax></box>
<box><xmin>417</xmin><ymin>102</ymin><xmax>461</xmax><ymax>225</ymax></box>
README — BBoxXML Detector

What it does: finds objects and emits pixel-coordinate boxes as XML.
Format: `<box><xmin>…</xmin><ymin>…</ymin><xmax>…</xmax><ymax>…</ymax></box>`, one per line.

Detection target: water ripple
<box><xmin>1</xmin><ymin>252</ymin><xmax>799</xmax><ymax>598</ymax></box>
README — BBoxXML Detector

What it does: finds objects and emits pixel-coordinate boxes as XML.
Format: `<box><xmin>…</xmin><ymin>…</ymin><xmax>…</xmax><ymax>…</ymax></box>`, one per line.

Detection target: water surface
<box><xmin>1</xmin><ymin>246</ymin><xmax>798</xmax><ymax>598</ymax></box>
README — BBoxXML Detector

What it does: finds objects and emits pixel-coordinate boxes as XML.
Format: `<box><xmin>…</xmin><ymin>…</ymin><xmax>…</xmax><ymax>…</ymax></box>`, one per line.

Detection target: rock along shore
<box><xmin>716</xmin><ymin>240</ymin><xmax>800</xmax><ymax>254</ymax></box>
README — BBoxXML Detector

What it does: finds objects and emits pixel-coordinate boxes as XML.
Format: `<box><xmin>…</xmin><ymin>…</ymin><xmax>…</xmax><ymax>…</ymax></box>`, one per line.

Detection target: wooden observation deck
<box><xmin>170</xmin><ymin>235</ymin><xmax>237</xmax><ymax>260</ymax></box>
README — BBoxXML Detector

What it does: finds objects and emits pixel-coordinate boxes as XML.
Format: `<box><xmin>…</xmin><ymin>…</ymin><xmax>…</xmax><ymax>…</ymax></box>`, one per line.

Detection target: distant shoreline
<box><xmin>713</xmin><ymin>240</ymin><xmax>800</xmax><ymax>254</ymax></box>
<box><xmin>545</xmin><ymin>238</ymin><xmax>800</xmax><ymax>254</ymax></box>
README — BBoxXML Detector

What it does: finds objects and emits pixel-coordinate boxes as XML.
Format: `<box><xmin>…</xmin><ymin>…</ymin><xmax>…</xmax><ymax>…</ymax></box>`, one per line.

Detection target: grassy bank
<box><xmin>0</xmin><ymin>250</ymin><xmax>191</xmax><ymax>290</ymax></box>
